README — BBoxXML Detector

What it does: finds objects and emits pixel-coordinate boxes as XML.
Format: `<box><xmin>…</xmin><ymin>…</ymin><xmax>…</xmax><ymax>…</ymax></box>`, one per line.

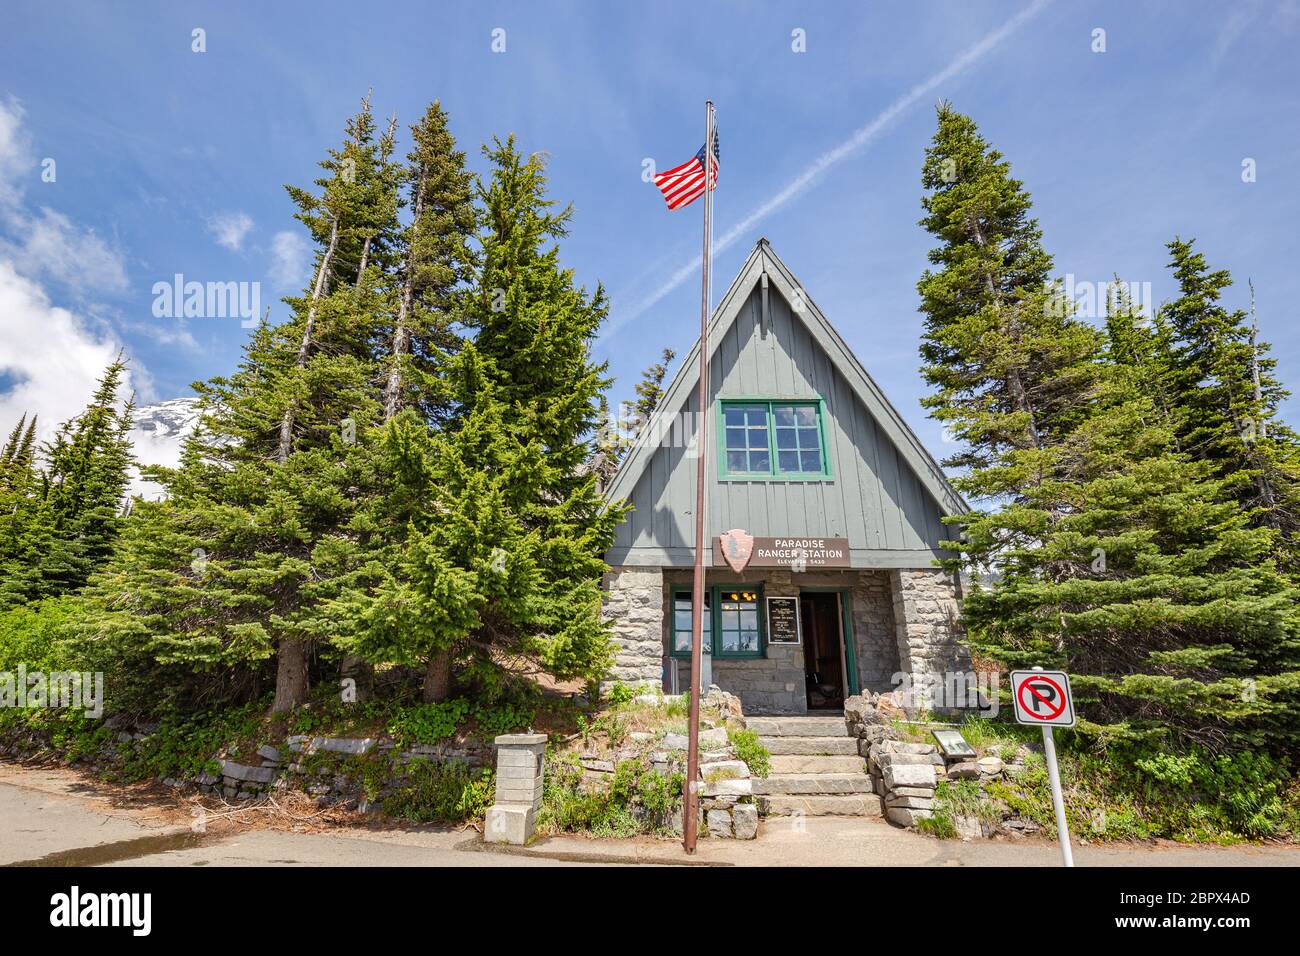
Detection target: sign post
<box><xmin>1010</xmin><ymin>668</ymin><xmax>1076</xmax><ymax>867</ymax></box>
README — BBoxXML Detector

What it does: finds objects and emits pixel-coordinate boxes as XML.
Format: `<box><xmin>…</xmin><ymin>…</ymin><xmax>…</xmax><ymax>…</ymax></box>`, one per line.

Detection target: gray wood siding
<box><xmin>610</xmin><ymin>285</ymin><xmax>949</xmax><ymax>567</ymax></box>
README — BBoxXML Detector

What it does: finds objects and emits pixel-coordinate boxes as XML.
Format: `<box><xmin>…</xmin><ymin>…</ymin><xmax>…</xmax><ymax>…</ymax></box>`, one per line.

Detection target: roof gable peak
<box><xmin>605</xmin><ymin>239</ymin><xmax>967</xmax><ymax>518</ymax></box>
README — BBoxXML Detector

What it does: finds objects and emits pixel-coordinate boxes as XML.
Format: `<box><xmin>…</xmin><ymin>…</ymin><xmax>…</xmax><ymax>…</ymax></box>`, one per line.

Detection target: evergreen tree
<box><xmin>1159</xmin><ymin>239</ymin><xmax>1300</xmax><ymax>572</ymax></box>
<box><xmin>592</xmin><ymin>347</ymin><xmax>675</xmax><ymax>489</ymax></box>
<box><xmin>633</xmin><ymin>347</ymin><xmax>675</xmax><ymax>424</ymax></box>
<box><xmin>277</xmin><ymin>92</ymin><xmax>397</xmax><ymax>463</ymax></box>
<box><xmin>0</xmin><ymin>414</ymin><xmax>40</xmax><ymax>605</ymax></box>
<box><xmin>323</xmin><ymin>100</ymin><xmax>480</xmax><ymax>700</ymax></box>
<box><xmin>917</xmin><ymin>104</ymin><xmax>1099</xmax><ymax>482</ymax></box>
<box><xmin>334</xmin><ymin>348</ymin><xmax>542</xmax><ymax>701</ymax></box>
<box><xmin>0</xmin><ymin>414</ymin><xmax>35</xmax><ymax>479</ymax></box>
<box><xmin>382</xmin><ymin>100</ymin><xmax>478</xmax><ymax>425</ymax></box>
<box><xmin>447</xmin><ymin>136</ymin><xmax>627</xmax><ymax>693</ymax></box>
<box><xmin>79</xmin><ymin>100</ymin><xmax>397</xmax><ymax>712</ymax></box>
<box><xmin>0</xmin><ymin>359</ymin><xmax>135</xmax><ymax>608</ymax></box>
<box><xmin>916</xmin><ymin>106</ymin><xmax>1300</xmax><ymax>751</ymax></box>
<box><xmin>353</xmin><ymin>108</ymin><xmax>402</xmax><ymax>289</ymax></box>
<box><xmin>0</xmin><ymin>413</ymin><xmax>38</xmax><ymax>506</ymax></box>
<box><xmin>965</xmin><ymin>290</ymin><xmax>1300</xmax><ymax>749</ymax></box>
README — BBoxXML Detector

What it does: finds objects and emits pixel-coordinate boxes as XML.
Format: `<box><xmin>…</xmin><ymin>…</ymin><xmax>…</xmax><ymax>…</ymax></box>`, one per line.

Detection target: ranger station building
<box><xmin>601</xmin><ymin>239</ymin><xmax>972</xmax><ymax>715</ymax></box>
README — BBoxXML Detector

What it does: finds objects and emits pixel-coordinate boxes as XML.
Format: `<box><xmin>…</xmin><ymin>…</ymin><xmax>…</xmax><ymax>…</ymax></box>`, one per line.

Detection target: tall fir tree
<box><xmin>0</xmin><ymin>359</ymin><xmax>135</xmax><ymax>608</ymax></box>
<box><xmin>591</xmin><ymin>347</ymin><xmax>675</xmax><ymax>490</ymax></box>
<box><xmin>0</xmin><ymin>414</ymin><xmax>40</xmax><ymax>606</ymax></box>
<box><xmin>450</xmin><ymin>136</ymin><xmax>627</xmax><ymax>691</ymax></box>
<box><xmin>333</xmin><ymin>348</ymin><xmax>542</xmax><ymax>701</ymax></box>
<box><xmin>383</xmin><ymin>100</ymin><xmax>478</xmax><ymax>425</ymax></box>
<box><xmin>327</xmin><ymin>99</ymin><xmax>479</xmax><ymax>699</ymax></box>
<box><xmin>916</xmin><ymin>106</ymin><xmax>1300</xmax><ymax>751</ymax></box>
<box><xmin>1159</xmin><ymin>238</ymin><xmax>1300</xmax><ymax>573</ymax></box>
<box><xmin>79</xmin><ymin>99</ymin><xmax>397</xmax><ymax>712</ymax></box>
<box><xmin>276</xmin><ymin>92</ymin><xmax>397</xmax><ymax>463</ymax></box>
<box><xmin>917</xmin><ymin>104</ymin><xmax>1099</xmax><ymax>483</ymax></box>
<box><xmin>0</xmin><ymin>414</ymin><xmax>36</xmax><ymax>479</ymax></box>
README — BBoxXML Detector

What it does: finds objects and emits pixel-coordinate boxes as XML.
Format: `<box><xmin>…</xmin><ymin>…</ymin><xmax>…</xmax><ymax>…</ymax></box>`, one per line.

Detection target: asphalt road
<box><xmin>3</xmin><ymin>762</ymin><xmax>1298</xmax><ymax>867</ymax></box>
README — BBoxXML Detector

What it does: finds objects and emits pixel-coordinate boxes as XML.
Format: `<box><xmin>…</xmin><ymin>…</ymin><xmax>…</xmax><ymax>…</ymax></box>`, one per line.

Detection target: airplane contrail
<box><xmin>605</xmin><ymin>0</ymin><xmax>1054</xmax><ymax>338</ymax></box>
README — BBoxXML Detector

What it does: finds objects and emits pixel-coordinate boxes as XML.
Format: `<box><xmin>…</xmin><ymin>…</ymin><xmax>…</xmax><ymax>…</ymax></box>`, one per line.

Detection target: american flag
<box><xmin>653</xmin><ymin>129</ymin><xmax>719</xmax><ymax>210</ymax></box>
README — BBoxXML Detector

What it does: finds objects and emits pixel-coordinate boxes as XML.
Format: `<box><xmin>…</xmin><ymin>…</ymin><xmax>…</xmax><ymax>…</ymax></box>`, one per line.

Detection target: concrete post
<box><xmin>483</xmin><ymin>733</ymin><xmax>546</xmax><ymax>845</ymax></box>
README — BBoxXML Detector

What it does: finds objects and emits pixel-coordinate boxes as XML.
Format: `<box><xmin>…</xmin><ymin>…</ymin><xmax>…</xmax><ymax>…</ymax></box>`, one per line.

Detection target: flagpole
<box><xmin>683</xmin><ymin>99</ymin><xmax>715</xmax><ymax>854</ymax></box>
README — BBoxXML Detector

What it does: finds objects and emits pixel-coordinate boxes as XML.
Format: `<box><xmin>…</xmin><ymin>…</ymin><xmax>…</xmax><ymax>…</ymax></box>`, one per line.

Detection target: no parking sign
<box><xmin>1011</xmin><ymin>670</ymin><xmax>1075</xmax><ymax>727</ymax></box>
<box><xmin>1010</xmin><ymin>669</ymin><xmax>1078</xmax><ymax>866</ymax></box>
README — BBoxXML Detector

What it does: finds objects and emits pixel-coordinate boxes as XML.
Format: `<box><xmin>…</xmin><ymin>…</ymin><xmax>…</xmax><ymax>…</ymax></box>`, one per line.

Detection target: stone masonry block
<box><xmin>485</xmin><ymin>804</ymin><xmax>536</xmax><ymax>845</ymax></box>
<box><xmin>882</xmin><ymin>762</ymin><xmax>937</xmax><ymax>790</ymax></box>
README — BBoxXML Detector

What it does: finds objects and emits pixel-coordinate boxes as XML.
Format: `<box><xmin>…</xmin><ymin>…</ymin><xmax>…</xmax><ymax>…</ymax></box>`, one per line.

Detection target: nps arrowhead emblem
<box><xmin>719</xmin><ymin>529</ymin><xmax>755</xmax><ymax>573</ymax></box>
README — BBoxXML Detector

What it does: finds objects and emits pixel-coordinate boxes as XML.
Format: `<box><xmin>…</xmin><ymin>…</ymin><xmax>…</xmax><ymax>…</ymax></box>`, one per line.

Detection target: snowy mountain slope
<box><xmin>128</xmin><ymin>396</ymin><xmax>201</xmax><ymax>499</ymax></box>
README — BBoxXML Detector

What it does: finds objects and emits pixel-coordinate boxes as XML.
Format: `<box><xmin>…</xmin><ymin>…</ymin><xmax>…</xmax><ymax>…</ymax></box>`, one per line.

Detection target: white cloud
<box><xmin>269</xmin><ymin>229</ymin><xmax>310</xmax><ymax>289</ymax></box>
<box><xmin>207</xmin><ymin>210</ymin><xmax>254</xmax><ymax>251</ymax></box>
<box><xmin>0</xmin><ymin>97</ymin><xmax>140</xmax><ymax>457</ymax></box>
<box><xmin>0</xmin><ymin>96</ymin><xmax>129</xmax><ymax>297</ymax></box>
<box><xmin>0</xmin><ymin>96</ymin><xmax>28</xmax><ymax>207</ymax></box>
<box><xmin>0</xmin><ymin>260</ymin><xmax>132</xmax><ymax>444</ymax></box>
<box><xmin>2</xmin><ymin>206</ymin><xmax>128</xmax><ymax>295</ymax></box>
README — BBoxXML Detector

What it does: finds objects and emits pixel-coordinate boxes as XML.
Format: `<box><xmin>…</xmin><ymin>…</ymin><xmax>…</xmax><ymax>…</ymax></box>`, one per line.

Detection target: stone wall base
<box><xmin>600</xmin><ymin>565</ymin><xmax>973</xmax><ymax>714</ymax></box>
<box><xmin>600</xmin><ymin>566</ymin><xmax>664</xmax><ymax>689</ymax></box>
<box><xmin>890</xmin><ymin>568</ymin><xmax>973</xmax><ymax>712</ymax></box>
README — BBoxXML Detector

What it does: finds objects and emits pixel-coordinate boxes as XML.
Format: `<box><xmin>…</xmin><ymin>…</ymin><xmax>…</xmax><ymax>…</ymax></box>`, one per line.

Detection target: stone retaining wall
<box><xmin>186</xmin><ymin>735</ymin><xmax>492</xmax><ymax>806</ymax></box>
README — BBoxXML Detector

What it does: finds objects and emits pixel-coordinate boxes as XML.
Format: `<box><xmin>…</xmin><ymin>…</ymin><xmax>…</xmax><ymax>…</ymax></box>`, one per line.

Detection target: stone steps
<box><xmin>758</xmin><ymin>735</ymin><xmax>859</xmax><ymax>756</ymax></box>
<box><xmin>759</xmin><ymin>794</ymin><xmax>884</xmax><ymax>817</ymax></box>
<box><xmin>753</xmin><ymin>772</ymin><xmax>875</xmax><ymax>796</ymax></box>
<box><xmin>769</xmin><ymin>755</ymin><xmax>865</xmax><ymax>774</ymax></box>
<box><xmin>750</xmin><ymin>711</ymin><xmax>881</xmax><ymax>818</ymax></box>
<box><xmin>746</xmin><ymin>715</ymin><xmax>851</xmax><ymax>737</ymax></box>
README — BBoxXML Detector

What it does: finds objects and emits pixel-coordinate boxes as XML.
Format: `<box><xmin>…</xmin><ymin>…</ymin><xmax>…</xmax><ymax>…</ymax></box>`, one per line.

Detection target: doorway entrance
<box><xmin>800</xmin><ymin>592</ymin><xmax>846</xmax><ymax>710</ymax></box>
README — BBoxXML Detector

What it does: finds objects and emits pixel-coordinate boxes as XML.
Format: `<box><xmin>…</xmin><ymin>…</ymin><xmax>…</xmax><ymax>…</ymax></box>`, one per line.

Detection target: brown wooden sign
<box><xmin>712</xmin><ymin>533</ymin><xmax>850</xmax><ymax>571</ymax></box>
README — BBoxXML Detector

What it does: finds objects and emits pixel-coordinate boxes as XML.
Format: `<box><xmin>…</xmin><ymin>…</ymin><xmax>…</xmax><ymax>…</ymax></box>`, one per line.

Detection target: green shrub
<box><xmin>538</xmin><ymin>752</ymin><xmax>632</xmax><ymax>836</ymax></box>
<box><xmin>386</xmin><ymin>698</ymin><xmax>471</xmax><ymax>745</ymax></box>
<box><xmin>473</xmin><ymin>701</ymin><xmax>534</xmax><ymax>738</ymax></box>
<box><xmin>728</xmin><ymin>726</ymin><xmax>770</xmax><ymax>778</ymax></box>
<box><xmin>916</xmin><ymin>811</ymin><xmax>957</xmax><ymax>838</ymax></box>
<box><xmin>0</xmin><ymin>599</ymin><xmax>74</xmax><ymax>672</ymax></box>
<box><xmin>576</xmin><ymin>713</ymin><xmax>627</xmax><ymax>748</ymax></box>
<box><xmin>381</xmin><ymin>759</ymin><xmax>495</xmax><ymax>824</ymax></box>
<box><xmin>664</xmin><ymin>695</ymin><xmax>689</xmax><ymax>718</ymax></box>
<box><xmin>539</xmin><ymin>750</ymin><xmax>683</xmax><ymax>837</ymax></box>
<box><xmin>605</xmin><ymin>682</ymin><xmax>636</xmax><ymax>706</ymax></box>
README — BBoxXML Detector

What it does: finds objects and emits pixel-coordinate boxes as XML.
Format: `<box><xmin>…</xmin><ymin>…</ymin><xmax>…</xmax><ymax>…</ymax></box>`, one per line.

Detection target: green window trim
<box><xmin>717</xmin><ymin>398</ymin><xmax>832</xmax><ymax>481</ymax></box>
<box><xmin>670</xmin><ymin>584</ymin><xmax>766</xmax><ymax>660</ymax></box>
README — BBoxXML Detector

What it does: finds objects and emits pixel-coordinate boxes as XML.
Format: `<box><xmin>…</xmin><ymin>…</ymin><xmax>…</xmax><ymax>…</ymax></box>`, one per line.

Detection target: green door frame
<box><xmin>799</xmin><ymin>587</ymin><xmax>859</xmax><ymax>697</ymax></box>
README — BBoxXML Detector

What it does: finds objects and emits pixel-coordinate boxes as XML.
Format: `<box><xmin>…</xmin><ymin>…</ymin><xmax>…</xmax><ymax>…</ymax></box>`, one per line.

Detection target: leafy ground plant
<box><xmin>380</xmin><ymin>759</ymin><xmax>495</xmax><ymax>824</ymax></box>
<box><xmin>727</xmin><ymin>726</ymin><xmax>770</xmax><ymax>778</ymax></box>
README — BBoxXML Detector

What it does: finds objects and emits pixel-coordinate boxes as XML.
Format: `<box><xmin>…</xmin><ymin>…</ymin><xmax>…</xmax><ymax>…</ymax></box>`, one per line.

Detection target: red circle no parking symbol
<box><xmin>1017</xmin><ymin>675</ymin><xmax>1067</xmax><ymax>721</ymax></box>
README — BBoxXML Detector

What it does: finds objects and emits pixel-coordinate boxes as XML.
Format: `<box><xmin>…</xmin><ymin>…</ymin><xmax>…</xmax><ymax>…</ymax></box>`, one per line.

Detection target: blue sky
<box><xmin>2</xmin><ymin>0</ymin><xmax>1298</xmax><ymax>465</ymax></box>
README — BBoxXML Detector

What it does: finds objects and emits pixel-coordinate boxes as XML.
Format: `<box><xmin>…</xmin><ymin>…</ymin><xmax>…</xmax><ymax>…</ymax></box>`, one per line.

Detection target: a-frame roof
<box><xmin>606</xmin><ymin>238</ymin><xmax>968</xmax><ymax>517</ymax></box>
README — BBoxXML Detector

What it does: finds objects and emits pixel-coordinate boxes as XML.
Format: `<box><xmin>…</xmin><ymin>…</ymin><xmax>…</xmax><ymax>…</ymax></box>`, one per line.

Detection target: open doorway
<box><xmin>800</xmin><ymin>592</ymin><xmax>845</xmax><ymax>711</ymax></box>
